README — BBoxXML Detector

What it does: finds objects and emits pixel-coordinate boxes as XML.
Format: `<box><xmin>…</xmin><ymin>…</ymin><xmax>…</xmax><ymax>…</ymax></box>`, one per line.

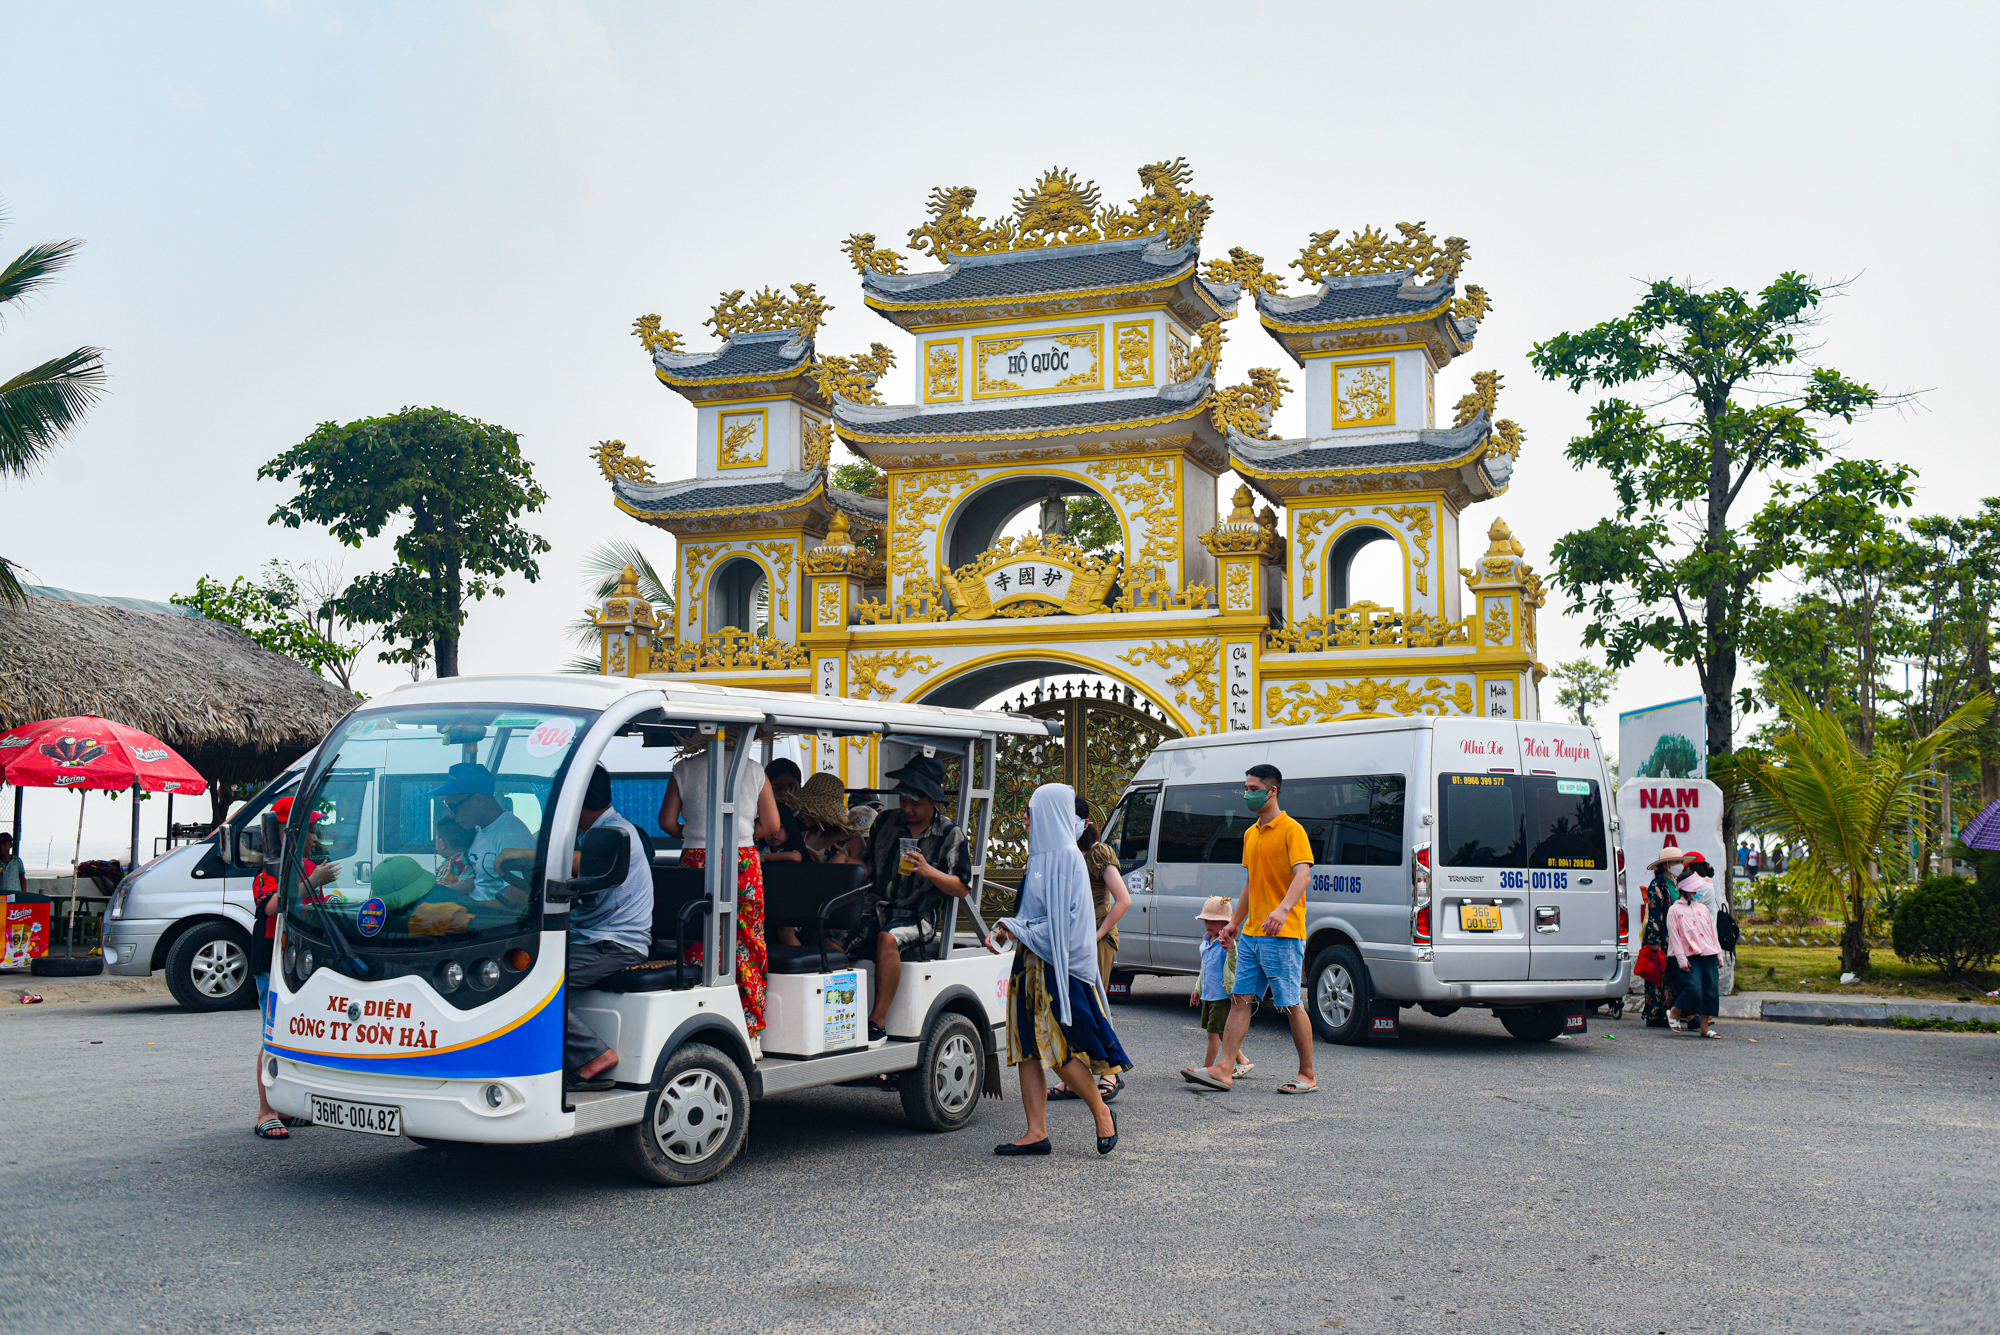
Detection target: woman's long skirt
<box><xmin>681</xmin><ymin>846</ymin><xmax>768</xmax><ymax>1037</ymax></box>
<box><xmin>1005</xmin><ymin>946</ymin><xmax>1131</xmax><ymax>1076</ymax></box>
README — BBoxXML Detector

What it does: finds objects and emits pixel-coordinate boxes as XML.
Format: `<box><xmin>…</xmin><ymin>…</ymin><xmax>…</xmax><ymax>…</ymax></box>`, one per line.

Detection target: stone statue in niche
<box><xmin>1038</xmin><ymin>482</ymin><xmax>1069</xmax><ymax>539</ymax></box>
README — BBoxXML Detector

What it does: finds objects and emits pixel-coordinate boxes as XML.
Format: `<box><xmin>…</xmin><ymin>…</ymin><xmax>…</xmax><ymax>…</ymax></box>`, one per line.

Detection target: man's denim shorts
<box><xmin>255</xmin><ymin>972</ymin><xmax>270</xmax><ymax>1004</ymax></box>
<box><xmin>1232</xmin><ymin>933</ymin><xmax>1305</xmax><ymax>1008</ymax></box>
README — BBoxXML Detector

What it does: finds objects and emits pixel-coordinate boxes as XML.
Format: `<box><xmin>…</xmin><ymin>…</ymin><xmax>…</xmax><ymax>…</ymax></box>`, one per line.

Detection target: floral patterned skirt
<box><xmin>681</xmin><ymin>846</ymin><xmax>768</xmax><ymax>1037</ymax></box>
<box><xmin>1005</xmin><ymin>946</ymin><xmax>1131</xmax><ymax>1077</ymax></box>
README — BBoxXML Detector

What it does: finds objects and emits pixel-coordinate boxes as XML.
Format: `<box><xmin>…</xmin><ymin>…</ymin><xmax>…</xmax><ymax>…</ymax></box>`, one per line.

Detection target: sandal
<box><xmin>1233</xmin><ymin>1060</ymin><xmax>1255</xmax><ymax>1077</ymax></box>
<box><xmin>1276</xmin><ymin>1078</ymin><xmax>1319</xmax><ymax>1095</ymax></box>
<box><xmin>253</xmin><ymin>1117</ymin><xmax>291</xmax><ymax>1140</ymax></box>
<box><xmin>1180</xmin><ymin>1066</ymin><xmax>1231</xmax><ymax>1091</ymax></box>
<box><xmin>1098</xmin><ymin>1073</ymin><xmax>1124</xmax><ymax>1104</ymax></box>
<box><xmin>1046</xmin><ymin>1085</ymin><xmax>1081</xmax><ymax>1101</ymax></box>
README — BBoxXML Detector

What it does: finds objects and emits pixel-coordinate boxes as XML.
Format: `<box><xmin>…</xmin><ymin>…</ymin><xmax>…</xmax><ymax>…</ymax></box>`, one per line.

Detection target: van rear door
<box><xmin>1518</xmin><ymin>727</ymin><xmax>1617</xmax><ymax>981</ymax></box>
<box><xmin>1431</xmin><ymin>722</ymin><xmax>1528</xmax><ymax>981</ymax></box>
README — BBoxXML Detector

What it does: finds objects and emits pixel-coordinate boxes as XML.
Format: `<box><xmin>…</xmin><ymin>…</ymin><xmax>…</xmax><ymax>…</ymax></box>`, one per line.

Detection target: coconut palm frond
<box><xmin>0</xmin><ymin>237</ymin><xmax>84</xmax><ymax>311</ymax></box>
<box><xmin>1726</xmin><ymin>687</ymin><xmax>1991</xmax><ymax>906</ymax></box>
<box><xmin>580</xmin><ymin>540</ymin><xmax>674</xmax><ymax>606</ymax></box>
<box><xmin>0</xmin><ymin>346</ymin><xmax>108</xmax><ymax>477</ymax></box>
<box><xmin>0</xmin><ymin>556</ymin><xmax>24</xmax><ymax>608</ymax></box>
<box><xmin>560</xmin><ymin>650</ymin><xmax>608</xmax><ymax>675</ymax></box>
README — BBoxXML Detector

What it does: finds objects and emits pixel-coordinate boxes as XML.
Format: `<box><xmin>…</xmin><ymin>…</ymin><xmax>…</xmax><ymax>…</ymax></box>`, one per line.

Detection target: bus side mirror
<box><xmin>236</xmin><ymin>830</ymin><xmax>265</xmax><ymax>867</ymax></box>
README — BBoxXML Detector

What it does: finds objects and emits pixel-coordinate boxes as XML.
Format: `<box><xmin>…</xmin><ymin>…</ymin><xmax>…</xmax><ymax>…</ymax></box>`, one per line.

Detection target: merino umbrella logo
<box><xmin>40</xmin><ymin>736</ymin><xmax>108</xmax><ymax>767</ymax></box>
<box><xmin>132</xmin><ymin>747</ymin><xmax>168</xmax><ymax>763</ymax></box>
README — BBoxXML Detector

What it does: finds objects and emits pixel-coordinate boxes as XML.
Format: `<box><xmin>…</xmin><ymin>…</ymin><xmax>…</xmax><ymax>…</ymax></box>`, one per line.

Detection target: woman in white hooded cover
<box><xmin>987</xmin><ymin>783</ymin><xmax>1131</xmax><ymax>1156</ymax></box>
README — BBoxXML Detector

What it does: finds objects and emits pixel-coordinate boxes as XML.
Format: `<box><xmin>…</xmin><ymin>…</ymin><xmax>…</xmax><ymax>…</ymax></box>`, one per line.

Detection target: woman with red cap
<box><xmin>252</xmin><ymin>796</ymin><xmax>341</xmax><ymax>1140</ymax></box>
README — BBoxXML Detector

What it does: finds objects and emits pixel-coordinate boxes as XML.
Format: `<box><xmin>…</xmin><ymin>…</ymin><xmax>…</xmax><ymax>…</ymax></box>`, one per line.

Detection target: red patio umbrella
<box><xmin>0</xmin><ymin>716</ymin><xmax>208</xmax><ymax>969</ymax></box>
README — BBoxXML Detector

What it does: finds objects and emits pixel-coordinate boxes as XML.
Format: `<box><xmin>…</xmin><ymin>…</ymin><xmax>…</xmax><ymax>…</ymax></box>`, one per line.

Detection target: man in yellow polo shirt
<box><xmin>1183</xmin><ymin>764</ymin><xmax>1317</xmax><ymax>1094</ymax></box>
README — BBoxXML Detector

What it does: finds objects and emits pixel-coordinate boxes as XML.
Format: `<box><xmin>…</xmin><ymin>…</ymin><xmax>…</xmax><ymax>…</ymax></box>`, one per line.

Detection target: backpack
<box><xmin>1716</xmin><ymin>907</ymin><xmax>1740</xmax><ymax>953</ymax></box>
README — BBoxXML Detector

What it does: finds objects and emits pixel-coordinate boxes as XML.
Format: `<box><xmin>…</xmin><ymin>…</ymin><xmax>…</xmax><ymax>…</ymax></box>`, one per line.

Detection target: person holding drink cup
<box><xmin>852</xmin><ymin>756</ymin><xmax>973</xmax><ymax>1044</ymax></box>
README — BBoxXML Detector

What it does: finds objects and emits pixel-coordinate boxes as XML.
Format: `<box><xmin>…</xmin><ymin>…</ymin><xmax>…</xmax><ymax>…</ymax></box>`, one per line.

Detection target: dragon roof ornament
<box><xmin>1291</xmin><ymin>221</ymin><xmax>1470</xmax><ymax>286</ymax></box>
<box><xmin>844</xmin><ymin>159</ymin><xmax>1214</xmax><ymax>272</ymax></box>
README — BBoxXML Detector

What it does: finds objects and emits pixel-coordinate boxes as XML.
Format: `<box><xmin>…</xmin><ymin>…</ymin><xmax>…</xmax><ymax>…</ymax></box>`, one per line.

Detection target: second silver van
<box><xmin>1101</xmin><ymin>715</ymin><xmax>1629</xmax><ymax>1044</ymax></box>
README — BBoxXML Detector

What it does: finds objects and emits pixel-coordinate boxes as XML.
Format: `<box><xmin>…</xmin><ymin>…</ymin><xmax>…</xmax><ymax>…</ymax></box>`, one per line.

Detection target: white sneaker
<box><xmin>748</xmin><ymin>1035</ymin><xmax>763</xmax><ymax>1061</ymax></box>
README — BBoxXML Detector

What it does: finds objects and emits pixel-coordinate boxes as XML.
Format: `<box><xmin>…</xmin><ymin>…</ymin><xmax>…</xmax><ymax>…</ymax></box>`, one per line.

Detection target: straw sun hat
<box><xmin>1647</xmin><ymin>842</ymin><xmax>1690</xmax><ymax>870</ymax></box>
<box><xmin>786</xmin><ymin>772</ymin><xmax>859</xmax><ymax>833</ymax></box>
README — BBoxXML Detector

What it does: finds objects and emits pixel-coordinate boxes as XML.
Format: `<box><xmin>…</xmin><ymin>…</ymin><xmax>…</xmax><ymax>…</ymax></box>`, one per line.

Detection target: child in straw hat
<box><xmin>1190</xmin><ymin>896</ymin><xmax>1253</xmax><ymax>1077</ymax></box>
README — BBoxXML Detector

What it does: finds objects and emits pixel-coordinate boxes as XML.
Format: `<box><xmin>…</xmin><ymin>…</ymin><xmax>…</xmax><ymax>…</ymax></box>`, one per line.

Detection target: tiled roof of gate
<box><xmin>834</xmin><ymin>384</ymin><xmax>1209</xmax><ymax>440</ymax></box>
<box><xmin>653</xmin><ymin>330</ymin><xmax>813</xmax><ymax>383</ymax></box>
<box><xmin>861</xmin><ymin>237</ymin><xmax>1197</xmax><ymax>305</ymax></box>
<box><xmin>1229</xmin><ymin>415</ymin><xmax>1492</xmax><ymax>473</ymax></box>
<box><xmin>1255</xmin><ymin>273</ymin><xmax>1453</xmax><ymax>326</ymax></box>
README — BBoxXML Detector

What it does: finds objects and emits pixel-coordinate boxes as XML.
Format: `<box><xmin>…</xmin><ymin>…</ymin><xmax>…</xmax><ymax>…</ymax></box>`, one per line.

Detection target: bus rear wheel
<box><xmin>617</xmin><ymin>1042</ymin><xmax>750</xmax><ymax>1186</ymax></box>
<box><xmin>900</xmin><ymin>1011</ymin><xmax>983</xmax><ymax>1132</ymax></box>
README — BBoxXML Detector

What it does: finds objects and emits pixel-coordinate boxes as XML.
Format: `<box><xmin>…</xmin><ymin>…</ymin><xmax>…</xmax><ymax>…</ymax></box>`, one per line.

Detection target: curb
<box><xmin>1725</xmin><ymin>998</ymin><xmax>1997</xmax><ymax>1027</ymax></box>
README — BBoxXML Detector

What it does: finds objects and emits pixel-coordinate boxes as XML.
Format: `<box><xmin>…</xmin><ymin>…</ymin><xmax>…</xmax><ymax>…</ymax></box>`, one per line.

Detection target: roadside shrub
<box><xmin>1891</xmin><ymin>875</ymin><xmax>2000</xmax><ymax>980</ymax></box>
<box><xmin>1756</xmin><ymin>868</ymin><xmax>1826</xmax><ymax>927</ymax></box>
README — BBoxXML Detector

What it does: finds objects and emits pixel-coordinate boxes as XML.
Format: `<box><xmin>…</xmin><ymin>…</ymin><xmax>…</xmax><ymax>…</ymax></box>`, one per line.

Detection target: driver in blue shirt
<box><xmin>429</xmin><ymin>763</ymin><xmax>536</xmax><ymax>906</ymax></box>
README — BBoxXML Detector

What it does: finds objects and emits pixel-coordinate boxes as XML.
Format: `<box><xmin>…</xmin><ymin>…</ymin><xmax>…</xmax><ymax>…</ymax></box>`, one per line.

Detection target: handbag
<box><xmin>1635</xmin><ymin>944</ymin><xmax>1667</xmax><ymax>986</ymax></box>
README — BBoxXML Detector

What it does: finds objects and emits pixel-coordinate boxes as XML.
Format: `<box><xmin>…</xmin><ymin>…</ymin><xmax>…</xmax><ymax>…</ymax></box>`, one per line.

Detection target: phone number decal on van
<box><xmin>1311</xmin><ymin>872</ymin><xmax>1362</xmax><ymax>895</ymax></box>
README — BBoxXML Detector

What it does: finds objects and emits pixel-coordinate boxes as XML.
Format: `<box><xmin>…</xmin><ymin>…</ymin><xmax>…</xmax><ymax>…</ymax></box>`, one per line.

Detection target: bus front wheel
<box><xmin>617</xmin><ymin>1042</ymin><xmax>750</xmax><ymax>1186</ymax></box>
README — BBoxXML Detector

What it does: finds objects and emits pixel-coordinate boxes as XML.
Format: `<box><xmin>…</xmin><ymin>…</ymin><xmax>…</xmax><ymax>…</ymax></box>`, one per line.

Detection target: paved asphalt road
<box><xmin>1</xmin><ymin>976</ymin><xmax>1994</xmax><ymax>1335</ymax></box>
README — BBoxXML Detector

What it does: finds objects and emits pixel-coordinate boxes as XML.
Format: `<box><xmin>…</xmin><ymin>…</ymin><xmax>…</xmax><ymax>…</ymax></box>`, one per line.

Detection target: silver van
<box><xmin>103</xmin><ymin>739</ymin><xmax>685</xmax><ymax>1013</ymax></box>
<box><xmin>1102</xmin><ymin>716</ymin><xmax>1630</xmax><ymax>1043</ymax></box>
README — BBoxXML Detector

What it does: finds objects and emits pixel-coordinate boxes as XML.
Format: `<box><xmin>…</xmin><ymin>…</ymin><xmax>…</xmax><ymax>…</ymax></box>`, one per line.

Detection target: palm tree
<box><xmin>563</xmin><ymin>540</ymin><xmax>676</xmax><ymax>672</ymax></box>
<box><xmin>0</xmin><ymin>206</ymin><xmax>106</xmax><ymax>603</ymax></box>
<box><xmin>1722</xmin><ymin>685</ymin><xmax>1992</xmax><ymax>974</ymax></box>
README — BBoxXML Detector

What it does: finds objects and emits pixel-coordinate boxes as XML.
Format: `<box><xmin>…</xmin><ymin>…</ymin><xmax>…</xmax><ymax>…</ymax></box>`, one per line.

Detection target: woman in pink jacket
<box><xmin>1667</xmin><ymin>871</ymin><xmax>1724</xmax><ymax>1038</ymax></box>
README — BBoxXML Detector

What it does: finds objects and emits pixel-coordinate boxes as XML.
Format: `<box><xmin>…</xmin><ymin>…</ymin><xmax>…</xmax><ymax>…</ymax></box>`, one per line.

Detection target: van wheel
<box><xmin>901</xmin><ymin>1011</ymin><xmax>983</xmax><ymax>1132</ymax></box>
<box><xmin>1306</xmin><ymin>944</ymin><xmax>1370</xmax><ymax>1045</ymax></box>
<box><xmin>616</xmin><ymin>1043</ymin><xmax>750</xmax><ymax>1186</ymax></box>
<box><xmin>1499</xmin><ymin>1006</ymin><xmax>1565</xmax><ymax>1042</ymax></box>
<box><xmin>164</xmin><ymin>921</ymin><xmax>255</xmax><ymax>1011</ymax></box>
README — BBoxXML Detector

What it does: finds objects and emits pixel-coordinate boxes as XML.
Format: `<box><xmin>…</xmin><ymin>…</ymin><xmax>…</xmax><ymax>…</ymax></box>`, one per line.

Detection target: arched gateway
<box><xmin>588</xmin><ymin>161</ymin><xmax>1550</xmax><ymax>863</ymax></box>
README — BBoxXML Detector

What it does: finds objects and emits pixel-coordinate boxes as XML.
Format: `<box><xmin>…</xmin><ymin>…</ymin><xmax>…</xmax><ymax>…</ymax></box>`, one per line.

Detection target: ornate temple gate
<box><xmin>589</xmin><ymin>159</ymin><xmax>1555</xmax><ymax>876</ymax></box>
<box><xmin>988</xmin><ymin>680</ymin><xmax>1180</xmax><ymax>880</ymax></box>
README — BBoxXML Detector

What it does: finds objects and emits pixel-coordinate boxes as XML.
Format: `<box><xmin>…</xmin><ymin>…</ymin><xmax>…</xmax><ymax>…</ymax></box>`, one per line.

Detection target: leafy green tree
<box><xmin>1722</xmin><ymin>685</ymin><xmax>1990</xmax><ymax>973</ymax></box>
<box><xmin>0</xmin><ymin>205</ymin><xmax>106</xmax><ymax>603</ymax></box>
<box><xmin>1639</xmin><ymin>733</ymin><xmax>1701</xmax><ymax>778</ymax></box>
<box><xmin>172</xmin><ymin>560</ymin><xmax>373</xmax><ymax>691</ymax></box>
<box><xmin>260</xmin><ymin>407</ymin><xmax>549</xmax><ymax>677</ymax></box>
<box><xmin>1064</xmin><ymin>493</ymin><xmax>1123</xmax><ymax>559</ymax></box>
<box><xmin>1531</xmin><ymin>275</ymin><xmax>1910</xmax><ymax>788</ymax></box>
<box><xmin>1550</xmin><ymin>658</ymin><xmax>1617</xmax><ymax>728</ymax></box>
<box><xmin>829</xmin><ymin>458</ymin><xmax>885</xmax><ymax>557</ymax></box>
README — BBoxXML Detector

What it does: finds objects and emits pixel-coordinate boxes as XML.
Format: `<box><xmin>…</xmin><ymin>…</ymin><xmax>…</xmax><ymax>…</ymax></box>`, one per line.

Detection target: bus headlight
<box><xmin>471</xmin><ymin>958</ymin><xmax>501</xmax><ymax>991</ymax></box>
<box><xmin>483</xmin><ymin>1084</ymin><xmax>505</xmax><ymax>1108</ymax></box>
<box><xmin>437</xmin><ymin>961</ymin><xmax>464</xmax><ymax>993</ymax></box>
<box><xmin>299</xmin><ymin>948</ymin><xmax>315</xmax><ymax>978</ymax></box>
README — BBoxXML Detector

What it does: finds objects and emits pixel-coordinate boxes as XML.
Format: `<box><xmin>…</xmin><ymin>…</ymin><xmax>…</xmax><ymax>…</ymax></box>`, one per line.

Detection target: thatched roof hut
<box><xmin>0</xmin><ymin>588</ymin><xmax>359</xmax><ymax>818</ymax></box>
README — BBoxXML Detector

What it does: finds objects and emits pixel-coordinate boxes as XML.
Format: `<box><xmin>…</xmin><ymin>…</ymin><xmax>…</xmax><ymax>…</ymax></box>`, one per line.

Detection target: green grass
<box><xmin>1892</xmin><ymin>1015</ymin><xmax>2000</xmax><ymax>1033</ymax></box>
<box><xmin>1732</xmin><ymin>944</ymin><xmax>2000</xmax><ymax>1003</ymax></box>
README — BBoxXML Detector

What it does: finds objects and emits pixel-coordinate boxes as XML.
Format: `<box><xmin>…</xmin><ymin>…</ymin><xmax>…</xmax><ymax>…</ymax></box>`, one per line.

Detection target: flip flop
<box><xmin>1232</xmin><ymin>1060</ymin><xmax>1255</xmax><ymax>1077</ymax></box>
<box><xmin>253</xmin><ymin>1117</ymin><xmax>291</xmax><ymax>1140</ymax></box>
<box><xmin>565</xmin><ymin>1076</ymin><xmax>616</xmax><ymax>1093</ymax></box>
<box><xmin>1276</xmin><ymin>1078</ymin><xmax>1319</xmax><ymax>1095</ymax></box>
<box><xmin>1180</xmin><ymin>1066</ymin><xmax>1230</xmax><ymax>1091</ymax></box>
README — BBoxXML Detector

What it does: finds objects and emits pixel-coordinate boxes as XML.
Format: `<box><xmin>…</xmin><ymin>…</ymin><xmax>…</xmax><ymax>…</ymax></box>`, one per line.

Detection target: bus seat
<box><xmin>761</xmin><ymin>863</ymin><xmax>870</xmax><ymax>975</ymax></box>
<box><xmin>647</xmin><ymin>866</ymin><xmax>706</xmax><ymax>959</ymax></box>
<box><xmin>594</xmin><ymin>959</ymin><xmax>701</xmax><ymax>992</ymax></box>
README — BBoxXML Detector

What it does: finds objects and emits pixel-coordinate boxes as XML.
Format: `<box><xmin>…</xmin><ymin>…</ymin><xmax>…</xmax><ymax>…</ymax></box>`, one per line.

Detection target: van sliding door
<box><xmin>1152</xmin><ymin>782</ymin><xmax>1253</xmax><ymax>972</ymax></box>
<box><xmin>1522</xmin><ymin>776</ymin><xmax>1617</xmax><ymax>981</ymax></box>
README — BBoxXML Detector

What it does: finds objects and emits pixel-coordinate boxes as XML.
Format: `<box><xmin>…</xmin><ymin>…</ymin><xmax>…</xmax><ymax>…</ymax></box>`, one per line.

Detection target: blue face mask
<box><xmin>1243</xmin><ymin>787</ymin><xmax>1269</xmax><ymax>814</ymax></box>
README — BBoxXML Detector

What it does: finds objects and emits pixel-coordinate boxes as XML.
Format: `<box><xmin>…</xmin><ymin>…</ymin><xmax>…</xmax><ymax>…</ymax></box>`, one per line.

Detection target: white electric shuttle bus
<box><xmin>259</xmin><ymin>674</ymin><xmax>1047</xmax><ymax>1185</ymax></box>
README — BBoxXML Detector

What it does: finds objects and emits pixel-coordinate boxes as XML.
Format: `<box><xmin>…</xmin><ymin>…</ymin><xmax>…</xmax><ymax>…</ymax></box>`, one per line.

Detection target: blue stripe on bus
<box><xmin>268</xmin><ymin>984</ymin><xmax>565</xmax><ymax>1080</ymax></box>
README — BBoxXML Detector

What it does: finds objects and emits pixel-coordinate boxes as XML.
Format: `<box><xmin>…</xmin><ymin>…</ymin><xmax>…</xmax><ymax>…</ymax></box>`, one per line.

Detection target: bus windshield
<box><xmin>284</xmin><ymin>703</ymin><xmax>594</xmax><ymax>950</ymax></box>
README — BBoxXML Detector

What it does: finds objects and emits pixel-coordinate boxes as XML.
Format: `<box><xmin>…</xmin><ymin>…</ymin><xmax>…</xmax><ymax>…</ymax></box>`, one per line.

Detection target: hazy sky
<box><xmin>5</xmin><ymin>0</ymin><xmax>1997</xmax><ymax>858</ymax></box>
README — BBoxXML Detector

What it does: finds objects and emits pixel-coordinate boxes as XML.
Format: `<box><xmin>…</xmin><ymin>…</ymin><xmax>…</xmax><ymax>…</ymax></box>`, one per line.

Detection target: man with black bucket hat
<box><xmin>850</xmin><ymin>754</ymin><xmax>972</xmax><ymax>1044</ymax></box>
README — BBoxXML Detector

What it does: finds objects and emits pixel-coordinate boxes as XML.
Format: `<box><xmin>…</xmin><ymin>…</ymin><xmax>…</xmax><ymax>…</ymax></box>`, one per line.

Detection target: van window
<box><xmin>1437</xmin><ymin>774</ymin><xmax>1524</xmax><ymax>867</ymax></box>
<box><xmin>1157</xmin><ymin>783</ymin><xmax>1252</xmax><ymax>864</ymax></box>
<box><xmin>609</xmin><ymin>773</ymin><xmax>678</xmax><ymax>845</ymax></box>
<box><xmin>1101</xmin><ymin>788</ymin><xmax>1158</xmax><ymax>872</ymax></box>
<box><xmin>1524</xmin><ymin>776</ymin><xmax>1606</xmax><ymax>869</ymax></box>
<box><xmin>314</xmin><ymin>772</ymin><xmax>372</xmax><ymax>862</ymax></box>
<box><xmin>1286</xmin><ymin>776</ymin><xmax>1405</xmax><ymax>866</ymax></box>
